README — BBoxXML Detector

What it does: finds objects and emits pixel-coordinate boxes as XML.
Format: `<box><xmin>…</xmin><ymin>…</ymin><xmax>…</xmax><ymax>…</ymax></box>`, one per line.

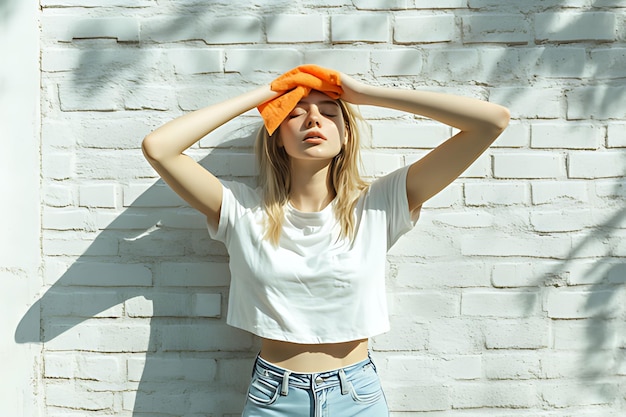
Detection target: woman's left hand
<box><xmin>339</xmin><ymin>72</ymin><xmax>371</xmax><ymax>105</ymax></box>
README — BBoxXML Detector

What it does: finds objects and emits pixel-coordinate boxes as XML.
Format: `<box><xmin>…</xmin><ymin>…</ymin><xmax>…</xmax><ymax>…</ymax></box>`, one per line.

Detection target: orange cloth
<box><xmin>257</xmin><ymin>65</ymin><xmax>343</xmax><ymax>135</ymax></box>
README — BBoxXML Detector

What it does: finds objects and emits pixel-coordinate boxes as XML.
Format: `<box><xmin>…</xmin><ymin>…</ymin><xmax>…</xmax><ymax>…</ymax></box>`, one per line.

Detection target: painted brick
<box><xmin>535</xmin><ymin>12</ymin><xmax>617</xmax><ymax>42</ymax></box>
<box><xmin>193</xmin><ymin>293</ymin><xmax>222</xmax><ymax>317</ymax></box>
<box><xmin>42</xmin><ymin>207</ymin><xmax>93</xmax><ymax>231</ymax></box>
<box><xmin>491</xmin><ymin>261</ymin><xmax>566</xmax><ymax>288</ymax></box>
<box><xmin>428</xmin><ymin>318</ymin><xmax>484</xmax><ymax>354</ymax></box>
<box><xmin>79</xmin><ymin>183</ymin><xmax>118</xmax><ymax>208</ymax></box>
<box><xmin>484</xmin><ymin>318</ymin><xmax>549</xmax><ymax>349</ymax></box>
<box><xmin>41</xmin><ymin>0</ymin><xmax>151</xmax><ymax>6</ymax></box>
<box><xmin>41</xmin><ymin>289</ymin><xmax>124</xmax><ymax>318</ymax></box>
<box><xmin>371</xmin><ymin>317</ymin><xmax>429</xmax><ymax>351</ymax></box>
<box><xmin>546</xmin><ymin>288</ymin><xmax>623</xmax><ymax>319</ymax></box>
<box><xmin>413</xmin><ymin>0</ymin><xmax>467</xmax><ymax>7</ymax></box>
<box><xmin>141</xmin><ymin>16</ymin><xmax>263</xmax><ymax>44</ymax></box>
<box><xmin>42</xmin><ymin>153</ymin><xmax>74</xmax><ymax>180</ymax></box>
<box><xmin>461</xmin><ymin>290</ymin><xmax>539</xmax><ymax>317</ymax></box>
<box><xmin>483</xmin><ymin>352</ymin><xmax>540</xmax><ymax>380</ymax></box>
<box><xmin>395</xmin><ymin>261</ymin><xmax>489</xmax><ymax>288</ymax></box>
<box><xmin>489</xmin><ymin>87</ymin><xmax>562</xmax><ymax>119</ymax></box>
<box><xmin>568</xmin><ymin>151</ymin><xmax>625</xmax><ymax>179</ymax></box>
<box><xmin>531</xmin><ymin>46</ymin><xmax>588</xmax><ymax>78</ymax></box>
<box><xmin>59</xmin><ymin>82</ymin><xmax>121</xmax><ymax>112</ymax></box>
<box><xmin>371</xmin><ymin>122</ymin><xmax>451</xmax><ymax>148</ymax></box>
<box><xmin>125</xmin><ymin>294</ymin><xmax>191</xmax><ymax>317</ymax></box>
<box><xmin>464</xmin><ymin>182</ymin><xmax>528</xmax><ymax>206</ymax></box>
<box><xmin>46</xmin><ymin>381</ymin><xmax>115</xmax><ymax>410</ymax></box>
<box><xmin>44</xmin><ymin>183</ymin><xmax>75</xmax><ymax>207</ymax></box>
<box><xmin>127</xmin><ymin>356</ymin><xmax>217</xmax><ymax>382</ymax></box>
<box><xmin>423</xmin><ymin>183</ymin><xmax>463</xmax><ymax>208</ymax></box>
<box><xmin>303</xmin><ymin>49</ymin><xmax>370</xmax><ymax>74</ymax></box>
<box><xmin>541</xmin><ymin>382</ymin><xmax>619</xmax><ymax>407</ymax></box>
<box><xmin>531</xmin><ymin>180</ymin><xmax>589</xmax><ymax>205</ymax></box>
<box><xmin>451</xmin><ymin>381</ymin><xmax>537</xmax><ymax>408</ymax></box>
<box><xmin>167</xmin><ymin>48</ymin><xmax>223</xmax><ymax>74</ymax></box>
<box><xmin>394</xmin><ymin>15</ymin><xmax>456</xmax><ymax>43</ymax></box>
<box><xmin>590</xmin><ymin>48</ymin><xmax>626</xmax><ymax>79</ymax></box>
<box><xmin>447</xmin><ymin>355</ymin><xmax>482</xmax><ymax>380</ymax></box>
<box><xmin>531</xmin><ymin>122</ymin><xmax>603</xmax><ymax>149</ymax></box>
<box><xmin>330</xmin><ymin>14</ymin><xmax>389</xmax><ymax>43</ymax></box>
<box><xmin>159</xmin><ymin>324</ymin><xmax>254</xmax><ymax>351</ymax></box>
<box><xmin>491</xmin><ymin>123</ymin><xmax>529</xmax><ymax>148</ymax></box>
<box><xmin>552</xmin><ymin>319</ymin><xmax>620</xmax><ymax>350</ymax></box>
<box><xmin>43</xmin><ymin>15</ymin><xmax>140</xmax><ymax>42</ymax></box>
<box><xmin>382</xmin><ymin>355</ymin><xmax>448</xmax><ymax>382</ymax></box>
<box><xmin>462</xmin><ymin>15</ymin><xmax>531</xmax><ymax>44</ymax></box>
<box><xmin>493</xmin><ymin>153</ymin><xmax>566</xmax><ymax>179</ymax></box>
<box><xmin>43</xmin><ymin>236</ymin><xmax>119</xmax><ymax>257</ymax></box>
<box><xmin>462</xmin><ymin>234</ymin><xmax>574</xmax><ymax>258</ymax></box>
<box><xmin>60</xmin><ymin>262</ymin><xmax>152</xmax><ymax>286</ymax></box>
<box><xmin>385</xmin><ymin>384</ymin><xmax>450</xmax><ymax>411</ymax></box>
<box><xmin>607</xmin><ymin>122</ymin><xmax>626</xmax><ymax>148</ymax></box>
<box><xmin>371</xmin><ymin>49</ymin><xmax>423</xmax><ymax>77</ymax></box>
<box><xmin>567</xmin><ymin>86</ymin><xmax>626</xmax><ymax>120</ymax></box>
<box><xmin>595</xmin><ymin>180</ymin><xmax>626</xmax><ymax>199</ymax></box>
<box><xmin>568</xmin><ymin>259</ymin><xmax>625</xmax><ymax>285</ymax></box>
<box><xmin>541</xmin><ymin>351</ymin><xmax>617</xmax><ymax>379</ymax></box>
<box><xmin>45</xmin><ymin>353</ymin><xmax>125</xmax><ymax>382</ymax></box>
<box><xmin>225</xmin><ymin>49</ymin><xmax>301</xmax><ymax>73</ymax></box>
<box><xmin>530</xmin><ymin>209</ymin><xmax>595</xmax><ymax>232</ymax></box>
<box><xmin>123</xmin><ymin>182</ymin><xmax>186</xmax><ymax>207</ymax></box>
<box><xmin>267</xmin><ymin>14</ymin><xmax>325</xmax><ymax>43</ymax></box>
<box><xmin>390</xmin><ymin>291</ymin><xmax>459</xmax><ymax>318</ymax></box>
<box><xmin>352</xmin><ymin>0</ymin><xmax>412</xmax><ymax>9</ymax></box>
<box><xmin>156</xmin><ymin>261</ymin><xmax>230</xmax><ymax>287</ymax></box>
<box><xmin>425</xmin><ymin>49</ymin><xmax>480</xmax><ymax>83</ymax></box>
<box><xmin>429</xmin><ymin>210</ymin><xmax>495</xmax><ymax>229</ymax></box>
<box><xmin>125</xmin><ymin>85</ymin><xmax>176</xmax><ymax>111</ymax></box>
<box><xmin>45</xmin><ymin>321</ymin><xmax>151</xmax><ymax>352</ymax></box>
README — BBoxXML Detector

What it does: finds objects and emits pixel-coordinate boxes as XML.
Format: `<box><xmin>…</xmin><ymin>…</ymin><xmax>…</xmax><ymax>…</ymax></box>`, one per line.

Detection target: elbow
<box><xmin>141</xmin><ymin>133</ymin><xmax>162</xmax><ymax>163</ymax></box>
<box><xmin>492</xmin><ymin>105</ymin><xmax>511</xmax><ymax>133</ymax></box>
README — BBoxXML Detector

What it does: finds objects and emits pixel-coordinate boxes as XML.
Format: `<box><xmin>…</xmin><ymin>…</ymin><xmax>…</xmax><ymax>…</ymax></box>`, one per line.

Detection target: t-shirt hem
<box><xmin>227</xmin><ymin>321</ymin><xmax>390</xmax><ymax>344</ymax></box>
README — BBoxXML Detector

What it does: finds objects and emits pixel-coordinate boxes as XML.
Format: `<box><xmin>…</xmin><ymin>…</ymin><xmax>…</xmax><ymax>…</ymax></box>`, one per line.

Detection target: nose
<box><xmin>305</xmin><ymin>107</ymin><xmax>322</xmax><ymax>127</ymax></box>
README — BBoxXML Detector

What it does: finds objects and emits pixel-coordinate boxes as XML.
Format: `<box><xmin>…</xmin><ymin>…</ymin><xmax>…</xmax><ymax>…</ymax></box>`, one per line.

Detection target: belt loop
<box><xmin>281</xmin><ymin>371</ymin><xmax>291</xmax><ymax>396</ymax></box>
<box><xmin>338</xmin><ymin>368</ymin><xmax>350</xmax><ymax>395</ymax></box>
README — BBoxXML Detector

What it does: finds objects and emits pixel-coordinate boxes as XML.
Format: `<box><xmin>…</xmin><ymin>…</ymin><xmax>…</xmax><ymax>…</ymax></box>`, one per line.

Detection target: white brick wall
<box><xmin>4</xmin><ymin>0</ymin><xmax>625</xmax><ymax>416</ymax></box>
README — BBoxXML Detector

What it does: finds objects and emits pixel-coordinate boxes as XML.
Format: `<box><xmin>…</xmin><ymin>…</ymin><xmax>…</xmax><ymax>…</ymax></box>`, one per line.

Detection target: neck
<box><xmin>288</xmin><ymin>160</ymin><xmax>335</xmax><ymax>212</ymax></box>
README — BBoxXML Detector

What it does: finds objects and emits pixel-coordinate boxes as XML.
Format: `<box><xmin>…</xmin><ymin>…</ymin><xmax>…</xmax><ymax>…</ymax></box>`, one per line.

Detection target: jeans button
<box><xmin>315</xmin><ymin>376</ymin><xmax>324</xmax><ymax>384</ymax></box>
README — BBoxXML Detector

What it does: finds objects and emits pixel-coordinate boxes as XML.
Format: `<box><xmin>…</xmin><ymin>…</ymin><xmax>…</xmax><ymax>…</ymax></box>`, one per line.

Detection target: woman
<box><xmin>142</xmin><ymin>65</ymin><xmax>509</xmax><ymax>416</ymax></box>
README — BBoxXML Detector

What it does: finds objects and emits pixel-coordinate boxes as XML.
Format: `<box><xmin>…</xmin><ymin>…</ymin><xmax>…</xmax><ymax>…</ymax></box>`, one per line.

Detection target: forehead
<box><xmin>297</xmin><ymin>90</ymin><xmax>340</xmax><ymax>107</ymax></box>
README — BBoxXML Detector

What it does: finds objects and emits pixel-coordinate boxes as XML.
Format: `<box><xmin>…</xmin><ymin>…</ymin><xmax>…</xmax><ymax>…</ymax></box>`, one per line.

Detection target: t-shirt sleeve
<box><xmin>207</xmin><ymin>180</ymin><xmax>260</xmax><ymax>244</ymax></box>
<box><xmin>367</xmin><ymin>165</ymin><xmax>418</xmax><ymax>249</ymax></box>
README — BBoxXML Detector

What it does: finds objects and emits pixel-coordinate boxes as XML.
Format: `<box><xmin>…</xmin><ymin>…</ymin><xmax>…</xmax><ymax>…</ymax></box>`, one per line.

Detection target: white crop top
<box><xmin>207</xmin><ymin>165</ymin><xmax>417</xmax><ymax>343</ymax></box>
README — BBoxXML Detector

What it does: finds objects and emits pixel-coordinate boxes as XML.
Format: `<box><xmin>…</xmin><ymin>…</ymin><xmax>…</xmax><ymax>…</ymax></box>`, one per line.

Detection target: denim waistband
<box><xmin>253</xmin><ymin>354</ymin><xmax>375</xmax><ymax>396</ymax></box>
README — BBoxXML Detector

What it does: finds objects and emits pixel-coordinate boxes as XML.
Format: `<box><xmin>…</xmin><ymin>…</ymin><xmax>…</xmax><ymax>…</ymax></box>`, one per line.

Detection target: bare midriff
<box><xmin>259</xmin><ymin>338</ymin><xmax>369</xmax><ymax>373</ymax></box>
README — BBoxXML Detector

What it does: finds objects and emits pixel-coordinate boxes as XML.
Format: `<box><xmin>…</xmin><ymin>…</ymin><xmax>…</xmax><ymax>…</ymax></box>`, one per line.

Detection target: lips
<box><xmin>303</xmin><ymin>131</ymin><xmax>327</xmax><ymax>141</ymax></box>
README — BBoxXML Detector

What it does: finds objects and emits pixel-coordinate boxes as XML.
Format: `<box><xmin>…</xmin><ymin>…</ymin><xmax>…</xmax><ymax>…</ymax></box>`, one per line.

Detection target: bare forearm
<box><xmin>347</xmin><ymin>83</ymin><xmax>510</xmax><ymax>134</ymax></box>
<box><xmin>142</xmin><ymin>85</ymin><xmax>276</xmax><ymax>161</ymax></box>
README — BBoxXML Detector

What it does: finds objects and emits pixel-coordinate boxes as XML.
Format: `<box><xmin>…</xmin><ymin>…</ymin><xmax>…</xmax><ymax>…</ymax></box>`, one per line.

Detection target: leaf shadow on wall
<box><xmin>479</xmin><ymin>1</ymin><xmax>626</xmax><ymax>405</ymax></box>
<box><xmin>0</xmin><ymin>0</ymin><xmax>17</xmax><ymax>22</ymax></box>
<box><xmin>15</xmin><ymin>131</ymin><xmax>264</xmax><ymax>416</ymax></box>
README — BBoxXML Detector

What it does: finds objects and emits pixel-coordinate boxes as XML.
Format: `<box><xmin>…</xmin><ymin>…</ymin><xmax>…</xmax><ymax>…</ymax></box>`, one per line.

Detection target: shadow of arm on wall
<box><xmin>14</xmin><ymin>131</ymin><xmax>259</xmax><ymax>346</ymax></box>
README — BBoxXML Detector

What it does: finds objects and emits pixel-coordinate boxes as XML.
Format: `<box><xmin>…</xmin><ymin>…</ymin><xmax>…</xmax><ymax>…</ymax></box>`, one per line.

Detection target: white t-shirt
<box><xmin>208</xmin><ymin>165</ymin><xmax>417</xmax><ymax>343</ymax></box>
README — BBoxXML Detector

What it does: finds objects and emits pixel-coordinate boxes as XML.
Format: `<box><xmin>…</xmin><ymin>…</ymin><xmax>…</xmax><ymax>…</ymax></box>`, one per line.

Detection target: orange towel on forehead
<box><xmin>257</xmin><ymin>65</ymin><xmax>343</xmax><ymax>135</ymax></box>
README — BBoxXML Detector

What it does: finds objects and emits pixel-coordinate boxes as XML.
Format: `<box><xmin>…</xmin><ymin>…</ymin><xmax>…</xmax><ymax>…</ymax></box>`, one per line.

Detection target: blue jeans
<box><xmin>242</xmin><ymin>354</ymin><xmax>389</xmax><ymax>417</ymax></box>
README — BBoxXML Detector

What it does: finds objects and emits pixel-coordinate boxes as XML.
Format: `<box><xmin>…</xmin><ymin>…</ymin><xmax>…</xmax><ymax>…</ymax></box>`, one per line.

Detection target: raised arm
<box><xmin>340</xmin><ymin>74</ymin><xmax>510</xmax><ymax>214</ymax></box>
<box><xmin>142</xmin><ymin>85</ymin><xmax>278</xmax><ymax>228</ymax></box>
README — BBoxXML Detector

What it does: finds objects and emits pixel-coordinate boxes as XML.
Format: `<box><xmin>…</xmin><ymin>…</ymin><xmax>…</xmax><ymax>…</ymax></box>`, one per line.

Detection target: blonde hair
<box><xmin>255</xmin><ymin>99</ymin><xmax>369</xmax><ymax>245</ymax></box>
